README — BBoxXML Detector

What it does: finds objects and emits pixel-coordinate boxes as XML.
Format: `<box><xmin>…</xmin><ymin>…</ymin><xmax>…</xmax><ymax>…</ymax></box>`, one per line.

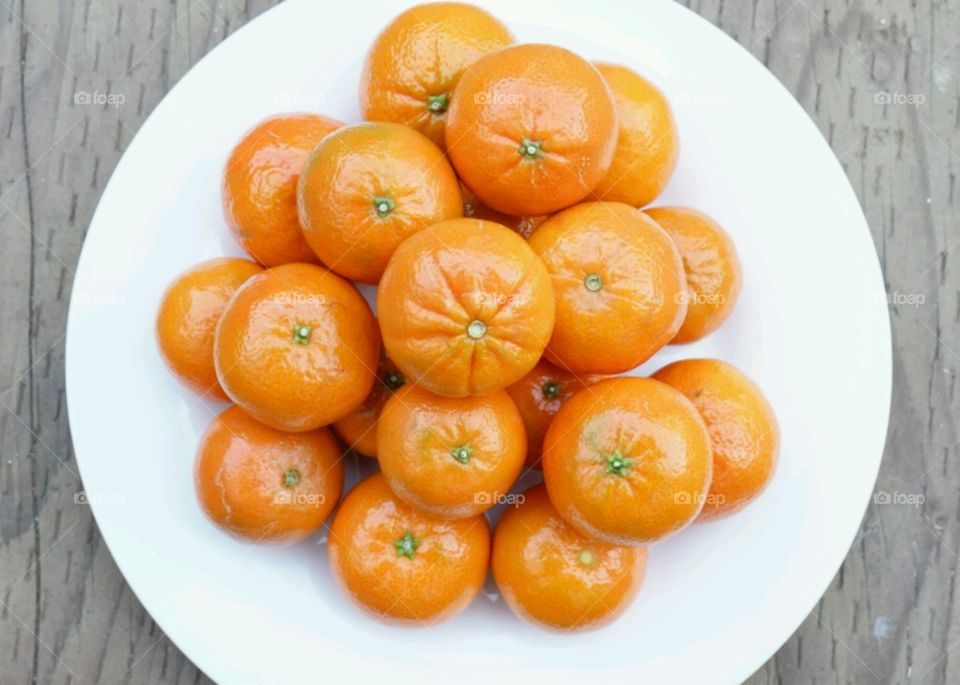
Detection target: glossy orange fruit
<box><xmin>445</xmin><ymin>43</ymin><xmax>617</xmax><ymax>216</ymax></box>
<box><xmin>156</xmin><ymin>257</ymin><xmax>263</xmax><ymax>401</ymax></box>
<box><xmin>590</xmin><ymin>63</ymin><xmax>679</xmax><ymax>207</ymax></box>
<box><xmin>542</xmin><ymin>377</ymin><xmax>712</xmax><ymax>545</ymax></box>
<box><xmin>377</xmin><ymin>384</ymin><xmax>525</xmax><ymax>518</ymax></box>
<box><xmin>652</xmin><ymin>359</ymin><xmax>779</xmax><ymax>521</ymax></box>
<box><xmin>505</xmin><ymin>358</ymin><xmax>600</xmax><ymax>469</ymax></box>
<box><xmin>195</xmin><ymin>406</ymin><xmax>343</xmax><ymax>543</ymax></box>
<box><xmin>360</xmin><ymin>2</ymin><xmax>514</xmax><ymax>148</ymax></box>
<box><xmin>644</xmin><ymin>207</ymin><xmax>742</xmax><ymax>343</ymax></box>
<box><xmin>332</xmin><ymin>348</ymin><xmax>406</xmax><ymax>458</ymax></box>
<box><xmin>377</xmin><ymin>218</ymin><xmax>554</xmax><ymax>397</ymax></box>
<box><xmin>461</xmin><ymin>184</ymin><xmax>547</xmax><ymax>239</ymax></box>
<box><xmin>527</xmin><ymin>202</ymin><xmax>686</xmax><ymax>374</ymax></box>
<box><xmin>493</xmin><ymin>485</ymin><xmax>647</xmax><ymax>630</ymax></box>
<box><xmin>328</xmin><ymin>472</ymin><xmax>490</xmax><ymax>624</ymax></box>
<box><xmin>214</xmin><ymin>263</ymin><xmax>379</xmax><ymax>431</ymax></box>
<box><xmin>222</xmin><ymin>113</ymin><xmax>341</xmax><ymax>266</ymax></box>
<box><xmin>297</xmin><ymin>122</ymin><xmax>462</xmax><ymax>284</ymax></box>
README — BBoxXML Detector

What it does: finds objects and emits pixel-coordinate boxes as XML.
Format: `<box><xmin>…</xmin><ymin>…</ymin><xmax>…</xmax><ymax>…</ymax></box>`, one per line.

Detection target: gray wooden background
<box><xmin>0</xmin><ymin>0</ymin><xmax>956</xmax><ymax>682</ymax></box>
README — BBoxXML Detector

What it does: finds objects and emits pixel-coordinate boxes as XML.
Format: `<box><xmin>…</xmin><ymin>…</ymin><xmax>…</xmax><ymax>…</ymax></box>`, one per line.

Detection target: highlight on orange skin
<box><xmin>328</xmin><ymin>472</ymin><xmax>490</xmax><ymax>625</ymax></box>
<box><xmin>445</xmin><ymin>43</ymin><xmax>618</xmax><ymax>216</ymax></box>
<box><xmin>222</xmin><ymin>113</ymin><xmax>342</xmax><ymax>267</ymax></box>
<box><xmin>377</xmin><ymin>218</ymin><xmax>555</xmax><ymax>397</ymax></box>
<box><xmin>493</xmin><ymin>485</ymin><xmax>647</xmax><ymax>631</ymax></box>
<box><xmin>652</xmin><ymin>358</ymin><xmax>779</xmax><ymax>521</ymax></box>
<box><xmin>644</xmin><ymin>206</ymin><xmax>742</xmax><ymax>344</ymax></box>
<box><xmin>542</xmin><ymin>376</ymin><xmax>713</xmax><ymax>546</ymax></box>
<box><xmin>194</xmin><ymin>406</ymin><xmax>344</xmax><ymax>544</ymax></box>
<box><xmin>214</xmin><ymin>263</ymin><xmax>380</xmax><ymax>432</ymax></box>
<box><xmin>504</xmin><ymin>358</ymin><xmax>601</xmax><ymax>469</ymax></box>
<box><xmin>155</xmin><ymin>257</ymin><xmax>263</xmax><ymax>401</ymax></box>
<box><xmin>527</xmin><ymin>201</ymin><xmax>686</xmax><ymax>375</ymax></box>
<box><xmin>297</xmin><ymin>122</ymin><xmax>462</xmax><ymax>284</ymax></box>
<box><xmin>376</xmin><ymin>384</ymin><xmax>526</xmax><ymax>518</ymax></box>
<box><xmin>359</xmin><ymin>2</ymin><xmax>514</xmax><ymax>147</ymax></box>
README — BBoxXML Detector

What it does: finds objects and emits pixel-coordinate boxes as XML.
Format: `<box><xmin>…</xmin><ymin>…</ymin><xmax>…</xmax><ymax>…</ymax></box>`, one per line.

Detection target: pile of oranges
<box><xmin>155</xmin><ymin>2</ymin><xmax>779</xmax><ymax>631</ymax></box>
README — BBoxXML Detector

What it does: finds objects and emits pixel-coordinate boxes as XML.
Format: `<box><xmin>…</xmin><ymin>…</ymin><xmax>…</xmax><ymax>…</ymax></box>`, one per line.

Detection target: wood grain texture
<box><xmin>0</xmin><ymin>0</ymin><xmax>955</xmax><ymax>682</ymax></box>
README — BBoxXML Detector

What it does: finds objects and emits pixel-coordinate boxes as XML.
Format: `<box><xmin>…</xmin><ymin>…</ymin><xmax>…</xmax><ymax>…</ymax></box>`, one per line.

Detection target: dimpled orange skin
<box><xmin>222</xmin><ymin>113</ymin><xmax>341</xmax><ymax>266</ymax></box>
<box><xmin>194</xmin><ymin>406</ymin><xmax>344</xmax><ymax>543</ymax></box>
<box><xmin>214</xmin><ymin>263</ymin><xmax>379</xmax><ymax>432</ymax></box>
<box><xmin>493</xmin><ymin>485</ymin><xmax>647</xmax><ymax>631</ymax></box>
<box><xmin>527</xmin><ymin>202</ymin><xmax>687</xmax><ymax>375</ymax></box>
<box><xmin>542</xmin><ymin>377</ymin><xmax>713</xmax><ymax>545</ymax></box>
<box><xmin>328</xmin><ymin>473</ymin><xmax>490</xmax><ymax>625</ymax></box>
<box><xmin>377</xmin><ymin>218</ymin><xmax>555</xmax><ymax>397</ymax></box>
<box><xmin>377</xmin><ymin>384</ymin><xmax>525</xmax><ymax>518</ymax></box>
<box><xmin>156</xmin><ymin>257</ymin><xmax>263</xmax><ymax>401</ymax></box>
<box><xmin>297</xmin><ymin>122</ymin><xmax>462</xmax><ymax>284</ymax></box>
<box><xmin>652</xmin><ymin>359</ymin><xmax>779</xmax><ymax>521</ymax></box>
<box><xmin>332</xmin><ymin>350</ymin><xmax>407</xmax><ymax>458</ymax></box>
<box><xmin>445</xmin><ymin>44</ymin><xmax>618</xmax><ymax>216</ymax></box>
<box><xmin>591</xmin><ymin>63</ymin><xmax>679</xmax><ymax>207</ymax></box>
<box><xmin>360</xmin><ymin>2</ymin><xmax>513</xmax><ymax>148</ymax></box>
<box><xmin>644</xmin><ymin>207</ymin><xmax>742</xmax><ymax>344</ymax></box>
<box><xmin>505</xmin><ymin>358</ymin><xmax>601</xmax><ymax>469</ymax></box>
<box><xmin>461</xmin><ymin>184</ymin><xmax>547</xmax><ymax>239</ymax></box>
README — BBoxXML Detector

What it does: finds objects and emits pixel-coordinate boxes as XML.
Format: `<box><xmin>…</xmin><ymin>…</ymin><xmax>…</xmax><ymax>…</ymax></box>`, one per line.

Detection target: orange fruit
<box><xmin>505</xmin><ymin>358</ymin><xmax>601</xmax><ymax>469</ymax></box>
<box><xmin>194</xmin><ymin>406</ymin><xmax>343</xmax><ymax>543</ymax></box>
<box><xmin>527</xmin><ymin>202</ymin><xmax>686</xmax><ymax>374</ymax></box>
<box><xmin>359</xmin><ymin>2</ymin><xmax>513</xmax><ymax>148</ymax></box>
<box><xmin>214</xmin><ymin>263</ymin><xmax>379</xmax><ymax>431</ymax></box>
<box><xmin>377</xmin><ymin>218</ymin><xmax>554</xmax><ymax>397</ymax></box>
<box><xmin>542</xmin><ymin>377</ymin><xmax>712</xmax><ymax>545</ymax></box>
<box><xmin>156</xmin><ymin>257</ymin><xmax>263</xmax><ymax>401</ymax></box>
<box><xmin>445</xmin><ymin>43</ymin><xmax>617</xmax><ymax>216</ymax></box>
<box><xmin>377</xmin><ymin>384</ymin><xmax>525</xmax><ymax>518</ymax></box>
<box><xmin>644</xmin><ymin>207</ymin><xmax>742</xmax><ymax>343</ymax></box>
<box><xmin>328</xmin><ymin>472</ymin><xmax>490</xmax><ymax>624</ymax></box>
<box><xmin>493</xmin><ymin>485</ymin><xmax>647</xmax><ymax>630</ymax></box>
<box><xmin>297</xmin><ymin>122</ymin><xmax>462</xmax><ymax>284</ymax></box>
<box><xmin>652</xmin><ymin>359</ymin><xmax>779</xmax><ymax>521</ymax></box>
<box><xmin>590</xmin><ymin>63</ymin><xmax>679</xmax><ymax>207</ymax></box>
<box><xmin>222</xmin><ymin>113</ymin><xmax>341</xmax><ymax>266</ymax></box>
<box><xmin>332</xmin><ymin>348</ymin><xmax>407</xmax><ymax>458</ymax></box>
<box><xmin>461</xmin><ymin>184</ymin><xmax>547</xmax><ymax>239</ymax></box>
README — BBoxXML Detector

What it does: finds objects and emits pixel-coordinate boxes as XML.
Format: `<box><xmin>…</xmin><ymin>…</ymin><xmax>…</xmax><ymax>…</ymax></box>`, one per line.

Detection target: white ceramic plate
<box><xmin>65</xmin><ymin>0</ymin><xmax>892</xmax><ymax>683</ymax></box>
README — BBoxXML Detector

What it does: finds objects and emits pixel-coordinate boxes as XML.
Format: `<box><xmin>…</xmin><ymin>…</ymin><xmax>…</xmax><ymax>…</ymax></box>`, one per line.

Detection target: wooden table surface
<box><xmin>1</xmin><ymin>0</ymin><xmax>956</xmax><ymax>682</ymax></box>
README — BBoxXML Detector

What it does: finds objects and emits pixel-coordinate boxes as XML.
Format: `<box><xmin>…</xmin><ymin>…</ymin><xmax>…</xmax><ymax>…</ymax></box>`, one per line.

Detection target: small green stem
<box><xmin>518</xmin><ymin>137</ymin><xmax>543</xmax><ymax>160</ymax></box>
<box><xmin>393</xmin><ymin>530</ymin><xmax>421</xmax><ymax>559</ymax></box>
<box><xmin>383</xmin><ymin>370</ymin><xmax>406</xmax><ymax>391</ymax></box>
<box><xmin>283</xmin><ymin>468</ymin><xmax>301</xmax><ymax>488</ymax></box>
<box><xmin>451</xmin><ymin>444</ymin><xmax>473</xmax><ymax>464</ymax></box>
<box><xmin>373</xmin><ymin>196</ymin><xmax>395</xmax><ymax>218</ymax></box>
<box><xmin>578</xmin><ymin>548</ymin><xmax>596</xmax><ymax>566</ymax></box>
<box><xmin>584</xmin><ymin>274</ymin><xmax>603</xmax><ymax>292</ymax></box>
<box><xmin>466</xmin><ymin>320</ymin><xmax>486</xmax><ymax>340</ymax></box>
<box><xmin>292</xmin><ymin>325</ymin><xmax>312</xmax><ymax>345</ymax></box>
<box><xmin>426</xmin><ymin>93</ymin><xmax>449</xmax><ymax>113</ymax></box>
<box><xmin>542</xmin><ymin>381</ymin><xmax>561</xmax><ymax>400</ymax></box>
<box><xmin>605</xmin><ymin>450</ymin><xmax>634</xmax><ymax>477</ymax></box>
